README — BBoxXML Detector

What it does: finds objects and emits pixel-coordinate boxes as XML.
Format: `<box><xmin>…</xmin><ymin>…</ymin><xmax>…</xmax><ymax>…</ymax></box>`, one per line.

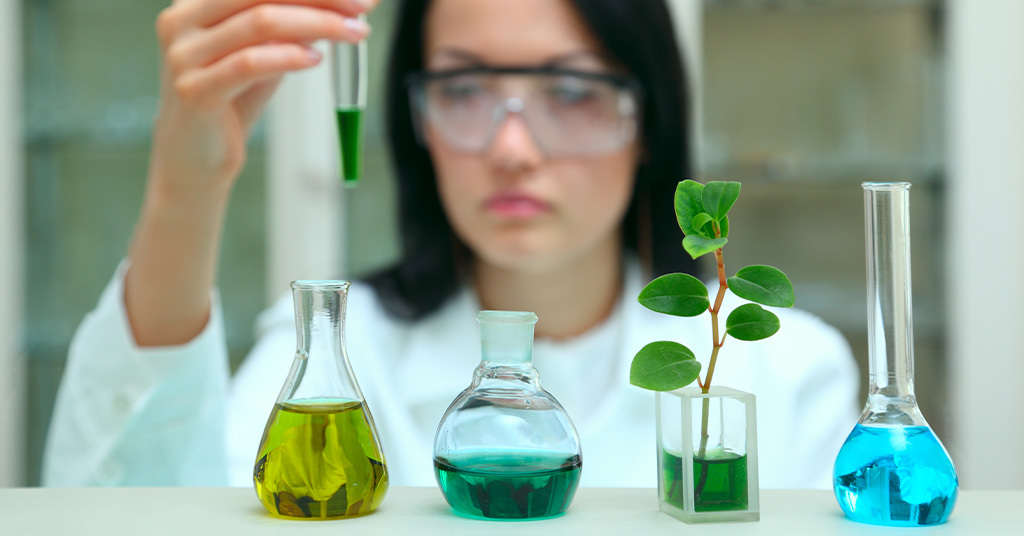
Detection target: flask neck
<box><xmin>472</xmin><ymin>360</ymin><xmax>542</xmax><ymax>390</ymax></box>
<box><xmin>295</xmin><ymin>285</ymin><xmax>345</xmax><ymax>356</ymax></box>
<box><xmin>475</xmin><ymin>310</ymin><xmax>540</xmax><ymax>388</ymax></box>
<box><xmin>478</xmin><ymin>311</ymin><xmax>537</xmax><ymax>364</ymax></box>
<box><xmin>862</xmin><ymin>183</ymin><xmax>925</xmax><ymax>426</ymax></box>
<box><xmin>278</xmin><ymin>281</ymin><xmax>362</xmax><ymax>403</ymax></box>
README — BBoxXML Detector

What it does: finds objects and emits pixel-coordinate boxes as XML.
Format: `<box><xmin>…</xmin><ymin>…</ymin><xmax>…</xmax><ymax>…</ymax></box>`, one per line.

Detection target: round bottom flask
<box><xmin>433</xmin><ymin>311</ymin><xmax>583</xmax><ymax>521</ymax></box>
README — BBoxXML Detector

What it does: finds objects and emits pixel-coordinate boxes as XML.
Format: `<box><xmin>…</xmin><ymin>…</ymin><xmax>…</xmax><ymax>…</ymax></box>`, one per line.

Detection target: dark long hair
<box><xmin>367</xmin><ymin>0</ymin><xmax>697</xmax><ymax>320</ymax></box>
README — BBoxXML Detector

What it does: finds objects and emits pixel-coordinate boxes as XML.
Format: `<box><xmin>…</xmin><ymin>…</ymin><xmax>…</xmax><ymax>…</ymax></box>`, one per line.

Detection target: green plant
<box><xmin>630</xmin><ymin>180</ymin><xmax>794</xmax><ymax>455</ymax></box>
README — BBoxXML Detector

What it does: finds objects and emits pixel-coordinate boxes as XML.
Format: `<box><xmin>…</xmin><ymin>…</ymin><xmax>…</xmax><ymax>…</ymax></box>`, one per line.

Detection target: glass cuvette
<box><xmin>657</xmin><ymin>386</ymin><xmax>759</xmax><ymax>523</ymax></box>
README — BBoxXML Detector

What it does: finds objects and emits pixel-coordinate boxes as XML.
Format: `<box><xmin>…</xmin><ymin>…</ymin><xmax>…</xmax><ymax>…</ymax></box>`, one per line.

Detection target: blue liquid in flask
<box><xmin>834</xmin><ymin>424</ymin><xmax>958</xmax><ymax>527</ymax></box>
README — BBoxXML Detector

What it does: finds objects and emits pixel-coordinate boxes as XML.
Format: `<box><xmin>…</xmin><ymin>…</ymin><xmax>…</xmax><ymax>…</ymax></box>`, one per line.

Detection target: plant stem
<box><xmin>696</xmin><ymin>244</ymin><xmax>728</xmax><ymax>474</ymax></box>
<box><xmin>702</xmin><ymin>249</ymin><xmax>728</xmax><ymax>395</ymax></box>
<box><xmin>698</xmin><ymin>397</ymin><xmax>711</xmax><ymax>457</ymax></box>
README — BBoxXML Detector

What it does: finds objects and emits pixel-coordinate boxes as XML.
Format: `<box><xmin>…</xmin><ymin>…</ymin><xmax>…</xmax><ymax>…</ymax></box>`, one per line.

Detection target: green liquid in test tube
<box><xmin>336</xmin><ymin>108</ymin><xmax>362</xmax><ymax>183</ymax></box>
<box><xmin>331</xmin><ymin>16</ymin><xmax>367</xmax><ymax>186</ymax></box>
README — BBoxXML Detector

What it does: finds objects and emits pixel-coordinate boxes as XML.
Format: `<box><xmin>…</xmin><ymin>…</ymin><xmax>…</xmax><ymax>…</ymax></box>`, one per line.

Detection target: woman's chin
<box><xmin>473</xmin><ymin>243</ymin><xmax>570</xmax><ymax>275</ymax></box>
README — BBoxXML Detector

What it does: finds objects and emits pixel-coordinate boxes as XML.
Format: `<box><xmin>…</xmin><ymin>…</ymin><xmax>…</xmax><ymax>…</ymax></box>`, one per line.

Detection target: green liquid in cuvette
<box><xmin>253</xmin><ymin>398</ymin><xmax>388</xmax><ymax>519</ymax></box>
<box><xmin>336</xmin><ymin>107</ymin><xmax>363</xmax><ymax>185</ymax></box>
<box><xmin>434</xmin><ymin>451</ymin><xmax>582</xmax><ymax>520</ymax></box>
<box><xmin>662</xmin><ymin>448</ymin><xmax>748</xmax><ymax>512</ymax></box>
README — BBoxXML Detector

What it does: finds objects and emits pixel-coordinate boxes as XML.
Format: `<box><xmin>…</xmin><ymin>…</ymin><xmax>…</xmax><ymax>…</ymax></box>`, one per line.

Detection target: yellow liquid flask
<box><xmin>254</xmin><ymin>280</ymin><xmax>388</xmax><ymax>519</ymax></box>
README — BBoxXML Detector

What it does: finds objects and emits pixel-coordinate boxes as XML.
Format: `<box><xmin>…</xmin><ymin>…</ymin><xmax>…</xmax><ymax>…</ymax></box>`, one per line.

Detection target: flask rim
<box><xmin>478</xmin><ymin>310</ymin><xmax>538</xmax><ymax>325</ymax></box>
<box><xmin>291</xmin><ymin>280</ymin><xmax>351</xmax><ymax>291</ymax></box>
<box><xmin>862</xmin><ymin>181</ymin><xmax>911</xmax><ymax>191</ymax></box>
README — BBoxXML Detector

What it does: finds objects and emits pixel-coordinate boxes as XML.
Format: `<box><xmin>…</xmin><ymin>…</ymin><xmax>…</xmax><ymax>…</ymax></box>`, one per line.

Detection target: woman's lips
<box><xmin>484</xmin><ymin>193</ymin><xmax>552</xmax><ymax>219</ymax></box>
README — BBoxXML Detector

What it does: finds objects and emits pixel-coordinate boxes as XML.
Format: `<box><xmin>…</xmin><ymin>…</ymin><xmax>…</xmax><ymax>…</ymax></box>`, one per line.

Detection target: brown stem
<box><xmin>697</xmin><ymin>240</ymin><xmax>728</xmax><ymax>474</ymax></box>
<box><xmin>702</xmin><ymin>248</ymin><xmax>728</xmax><ymax>394</ymax></box>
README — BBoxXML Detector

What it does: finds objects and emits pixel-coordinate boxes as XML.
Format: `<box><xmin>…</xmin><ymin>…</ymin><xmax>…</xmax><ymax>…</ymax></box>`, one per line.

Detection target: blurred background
<box><xmin>1</xmin><ymin>0</ymin><xmax>1021</xmax><ymax>488</ymax></box>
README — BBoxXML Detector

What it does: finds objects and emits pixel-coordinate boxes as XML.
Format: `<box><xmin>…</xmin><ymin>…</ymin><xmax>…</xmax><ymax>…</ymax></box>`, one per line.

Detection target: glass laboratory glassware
<box><xmin>331</xmin><ymin>17</ymin><xmax>367</xmax><ymax>186</ymax></box>
<box><xmin>656</xmin><ymin>386</ymin><xmax>759</xmax><ymax>523</ymax></box>
<box><xmin>833</xmin><ymin>183</ymin><xmax>958</xmax><ymax>527</ymax></box>
<box><xmin>253</xmin><ymin>281</ymin><xmax>388</xmax><ymax>519</ymax></box>
<box><xmin>433</xmin><ymin>311</ymin><xmax>583</xmax><ymax>521</ymax></box>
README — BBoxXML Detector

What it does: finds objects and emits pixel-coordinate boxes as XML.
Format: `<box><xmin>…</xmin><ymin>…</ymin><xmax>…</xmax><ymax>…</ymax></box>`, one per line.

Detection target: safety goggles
<box><xmin>407</xmin><ymin>66</ymin><xmax>643</xmax><ymax>157</ymax></box>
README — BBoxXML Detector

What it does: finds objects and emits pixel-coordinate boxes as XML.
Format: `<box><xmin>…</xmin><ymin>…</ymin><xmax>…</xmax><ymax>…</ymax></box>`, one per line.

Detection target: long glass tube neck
<box><xmin>861</xmin><ymin>183</ymin><xmax>925</xmax><ymax>426</ymax></box>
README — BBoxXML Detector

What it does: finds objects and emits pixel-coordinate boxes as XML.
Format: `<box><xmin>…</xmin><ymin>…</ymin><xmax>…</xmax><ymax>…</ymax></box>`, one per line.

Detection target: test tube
<box><xmin>331</xmin><ymin>15</ymin><xmax>367</xmax><ymax>186</ymax></box>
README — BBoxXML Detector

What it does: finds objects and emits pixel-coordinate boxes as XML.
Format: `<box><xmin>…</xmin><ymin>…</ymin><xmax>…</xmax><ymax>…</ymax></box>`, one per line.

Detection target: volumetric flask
<box><xmin>833</xmin><ymin>183</ymin><xmax>958</xmax><ymax>526</ymax></box>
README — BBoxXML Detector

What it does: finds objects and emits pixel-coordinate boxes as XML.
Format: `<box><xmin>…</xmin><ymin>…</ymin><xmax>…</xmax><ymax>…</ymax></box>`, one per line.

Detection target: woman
<box><xmin>43</xmin><ymin>0</ymin><xmax>857</xmax><ymax>488</ymax></box>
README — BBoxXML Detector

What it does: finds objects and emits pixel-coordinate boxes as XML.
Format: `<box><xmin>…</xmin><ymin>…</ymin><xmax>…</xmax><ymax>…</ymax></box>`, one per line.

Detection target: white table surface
<box><xmin>0</xmin><ymin>487</ymin><xmax>1018</xmax><ymax>535</ymax></box>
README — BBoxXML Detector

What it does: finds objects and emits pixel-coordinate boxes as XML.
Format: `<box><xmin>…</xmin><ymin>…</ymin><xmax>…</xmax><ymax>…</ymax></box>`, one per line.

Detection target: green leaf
<box><xmin>725</xmin><ymin>304</ymin><xmax>781</xmax><ymax>341</ymax></box>
<box><xmin>674</xmin><ymin>180</ymin><xmax>705</xmax><ymax>236</ymax></box>
<box><xmin>702</xmin><ymin>181</ymin><xmax>741</xmax><ymax>220</ymax></box>
<box><xmin>630</xmin><ymin>341</ymin><xmax>702</xmax><ymax>391</ymax></box>
<box><xmin>691</xmin><ymin>213</ymin><xmax>714</xmax><ymax>237</ymax></box>
<box><xmin>638</xmin><ymin>273</ymin><xmax>710</xmax><ymax>317</ymax></box>
<box><xmin>682</xmin><ymin>235</ymin><xmax>728</xmax><ymax>260</ymax></box>
<box><xmin>727</xmin><ymin>265</ymin><xmax>795</xmax><ymax>307</ymax></box>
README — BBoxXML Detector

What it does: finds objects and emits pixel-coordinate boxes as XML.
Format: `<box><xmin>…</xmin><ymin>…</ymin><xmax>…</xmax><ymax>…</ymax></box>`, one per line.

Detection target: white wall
<box><xmin>947</xmin><ymin>0</ymin><xmax>1024</xmax><ymax>489</ymax></box>
<box><xmin>265</xmin><ymin>40</ymin><xmax>345</xmax><ymax>303</ymax></box>
<box><xmin>0</xmin><ymin>0</ymin><xmax>25</xmax><ymax>487</ymax></box>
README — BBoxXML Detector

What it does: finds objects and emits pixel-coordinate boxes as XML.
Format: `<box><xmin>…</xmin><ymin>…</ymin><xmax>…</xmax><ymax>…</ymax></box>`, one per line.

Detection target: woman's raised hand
<box><xmin>126</xmin><ymin>1</ymin><xmax>377</xmax><ymax>347</ymax></box>
<box><xmin>150</xmin><ymin>0</ymin><xmax>374</xmax><ymax>196</ymax></box>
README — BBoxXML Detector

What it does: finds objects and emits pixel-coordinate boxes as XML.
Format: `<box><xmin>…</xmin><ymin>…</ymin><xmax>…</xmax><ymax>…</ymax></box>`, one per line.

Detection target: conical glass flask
<box><xmin>833</xmin><ymin>183</ymin><xmax>958</xmax><ymax>526</ymax></box>
<box><xmin>253</xmin><ymin>281</ymin><xmax>388</xmax><ymax>519</ymax></box>
<box><xmin>433</xmin><ymin>311</ymin><xmax>583</xmax><ymax>520</ymax></box>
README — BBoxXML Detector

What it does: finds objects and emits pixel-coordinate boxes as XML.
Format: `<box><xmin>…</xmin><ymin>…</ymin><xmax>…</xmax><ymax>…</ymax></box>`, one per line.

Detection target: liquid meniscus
<box><xmin>253</xmin><ymin>398</ymin><xmax>388</xmax><ymax>519</ymax></box>
<box><xmin>834</xmin><ymin>424</ymin><xmax>958</xmax><ymax>527</ymax></box>
<box><xmin>434</xmin><ymin>451</ymin><xmax>582</xmax><ymax>520</ymax></box>
<box><xmin>336</xmin><ymin>107</ymin><xmax>363</xmax><ymax>185</ymax></box>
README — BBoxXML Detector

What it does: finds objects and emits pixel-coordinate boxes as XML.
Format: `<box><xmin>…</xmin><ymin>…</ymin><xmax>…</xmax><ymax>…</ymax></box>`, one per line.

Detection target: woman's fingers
<box><xmin>234</xmin><ymin>77</ymin><xmax>285</xmax><ymax>129</ymax></box>
<box><xmin>178</xmin><ymin>0</ymin><xmax>373</xmax><ymax>30</ymax></box>
<box><xmin>157</xmin><ymin>0</ymin><xmax>374</xmax><ymax>51</ymax></box>
<box><xmin>173</xmin><ymin>43</ymin><xmax>323</xmax><ymax>111</ymax></box>
<box><xmin>168</xmin><ymin>4</ymin><xmax>368</xmax><ymax>72</ymax></box>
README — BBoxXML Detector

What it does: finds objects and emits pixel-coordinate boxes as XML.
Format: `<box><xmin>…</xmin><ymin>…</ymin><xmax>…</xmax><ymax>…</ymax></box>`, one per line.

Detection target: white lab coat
<box><xmin>43</xmin><ymin>259</ymin><xmax>858</xmax><ymax>489</ymax></box>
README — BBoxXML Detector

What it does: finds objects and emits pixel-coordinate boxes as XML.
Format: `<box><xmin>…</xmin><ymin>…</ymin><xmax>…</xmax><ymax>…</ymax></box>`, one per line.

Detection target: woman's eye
<box><xmin>548</xmin><ymin>83</ymin><xmax>595</xmax><ymax>105</ymax></box>
<box><xmin>438</xmin><ymin>81</ymin><xmax>484</xmax><ymax>101</ymax></box>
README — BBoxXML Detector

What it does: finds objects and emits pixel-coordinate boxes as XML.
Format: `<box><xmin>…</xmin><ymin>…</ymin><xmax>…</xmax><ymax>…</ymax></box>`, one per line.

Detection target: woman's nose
<box><xmin>487</xmin><ymin>106</ymin><xmax>544</xmax><ymax>174</ymax></box>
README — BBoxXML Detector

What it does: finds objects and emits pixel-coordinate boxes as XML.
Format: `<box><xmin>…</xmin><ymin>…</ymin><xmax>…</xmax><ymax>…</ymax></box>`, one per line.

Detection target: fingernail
<box><xmin>306</xmin><ymin>48</ymin><xmax>322</xmax><ymax>63</ymax></box>
<box><xmin>353</xmin><ymin>0</ymin><xmax>374</xmax><ymax>11</ymax></box>
<box><xmin>344</xmin><ymin>17</ymin><xmax>370</xmax><ymax>35</ymax></box>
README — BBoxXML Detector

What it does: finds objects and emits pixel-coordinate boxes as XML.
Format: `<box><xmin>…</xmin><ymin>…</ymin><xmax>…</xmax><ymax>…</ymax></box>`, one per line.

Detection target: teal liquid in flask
<box><xmin>833</xmin><ymin>183</ymin><xmax>958</xmax><ymax>527</ymax></box>
<box><xmin>433</xmin><ymin>311</ymin><xmax>583</xmax><ymax>520</ymax></box>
